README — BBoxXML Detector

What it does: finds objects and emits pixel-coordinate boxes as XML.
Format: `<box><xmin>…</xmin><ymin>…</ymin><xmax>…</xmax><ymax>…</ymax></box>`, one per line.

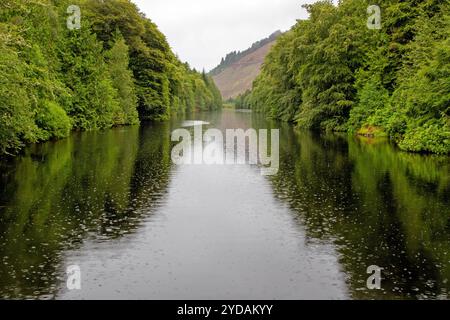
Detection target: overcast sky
<box><xmin>131</xmin><ymin>0</ymin><xmax>315</xmax><ymax>71</ymax></box>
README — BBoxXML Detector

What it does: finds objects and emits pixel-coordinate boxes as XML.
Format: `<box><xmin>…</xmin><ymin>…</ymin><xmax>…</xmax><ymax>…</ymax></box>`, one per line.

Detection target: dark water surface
<box><xmin>0</xmin><ymin>110</ymin><xmax>449</xmax><ymax>299</ymax></box>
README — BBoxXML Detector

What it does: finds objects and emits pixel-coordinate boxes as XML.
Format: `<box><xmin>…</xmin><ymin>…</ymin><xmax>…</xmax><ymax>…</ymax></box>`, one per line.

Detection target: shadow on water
<box><xmin>252</xmin><ymin>113</ymin><xmax>450</xmax><ymax>299</ymax></box>
<box><xmin>0</xmin><ymin>123</ymin><xmax>173</xmax><ymax>299</ymax></box>
<box><xmin>0</xmin><ymin>109</ymin><xmax>449</xmax><ymax>299</ymax></box>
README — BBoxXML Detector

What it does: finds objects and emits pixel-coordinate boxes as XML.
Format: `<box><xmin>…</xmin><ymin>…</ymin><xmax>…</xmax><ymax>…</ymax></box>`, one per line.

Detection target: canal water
<box><xmin>0</xmin><ymin>109</ymin><xmax>449</xmax><ymax>299</ymax></box>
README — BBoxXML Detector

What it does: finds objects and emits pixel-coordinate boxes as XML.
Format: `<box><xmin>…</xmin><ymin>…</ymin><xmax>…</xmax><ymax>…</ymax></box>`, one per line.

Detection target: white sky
<box><xmin>131</xmin><ymin>0</ymin><xmax>316</xmax><ymax>71</ymax></box>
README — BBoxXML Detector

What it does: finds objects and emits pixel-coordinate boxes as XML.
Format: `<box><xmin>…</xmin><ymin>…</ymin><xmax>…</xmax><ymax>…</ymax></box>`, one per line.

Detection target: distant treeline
<box><xmin>0</xmin><ymin>0</ymin><xmax>222</xmax><ymax>155</ymax></box>
<box><xmin>245</xmin><ymin>0</ymin><xmax>449</xmax><ymax>154</ymax></box>
<box><xmin>209</xmin><ymin>31</ymin><xmax>282</xmax><ymax>76</ymax></box>
<box><xmin>225</xmin><ymin>90</ymin><xmax>252</xmax><ymax>109</ymax></box>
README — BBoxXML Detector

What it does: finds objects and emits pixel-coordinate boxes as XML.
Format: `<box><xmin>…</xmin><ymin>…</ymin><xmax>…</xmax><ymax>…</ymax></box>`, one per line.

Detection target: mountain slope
<box><xmin>211</xmin><ymin>32</ymin><xmax>280</xmax><ymax>100</ymax></box>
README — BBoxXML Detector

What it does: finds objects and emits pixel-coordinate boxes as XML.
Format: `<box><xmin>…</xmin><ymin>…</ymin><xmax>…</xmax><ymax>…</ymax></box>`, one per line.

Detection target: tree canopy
<box><xmin>248</xmin><ymin>0</ymin><xmax>449</xmax><ymax>154</ymax></box>
<box><xmin>0</xmin><ymin>0</ymin><xmax>221</xmax><ymax>155</ymax></box>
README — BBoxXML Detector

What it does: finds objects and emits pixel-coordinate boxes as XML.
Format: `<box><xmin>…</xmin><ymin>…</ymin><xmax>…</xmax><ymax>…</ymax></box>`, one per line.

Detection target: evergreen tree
<box><xmin>0</xmin><ymin>0</ymin><xmax>222</xmax><ymax>156</ymax></box>
<box><xmin>249</xmin><ymin>0</ymin><xmax>449</xmax><ymax>154</ymax></box>
<box><xmin>106</xmin><ymin>34</ymin><xmax>139</xmax><ymax>125</ymax></box>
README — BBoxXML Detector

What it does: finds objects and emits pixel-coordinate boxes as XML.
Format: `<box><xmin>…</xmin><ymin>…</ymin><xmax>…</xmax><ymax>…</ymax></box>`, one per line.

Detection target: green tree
<box><xmin>58</xmin><ymin>23</ymin><xmax>120</xmax><ymax>129</ymax></box>
<box><xmin>249</xmin><ymin>0</ymin><xmax>449</xmax><ymax>154</ymax></box>
<box><xmin>106</xmin><ymin>34</ymin><xmax>139</xmax><ymax>125</ymax></box>
<box><xmin>0</xmin><ymin>0</ymin><xmax>221</xmax><ymax>156</ymax></box>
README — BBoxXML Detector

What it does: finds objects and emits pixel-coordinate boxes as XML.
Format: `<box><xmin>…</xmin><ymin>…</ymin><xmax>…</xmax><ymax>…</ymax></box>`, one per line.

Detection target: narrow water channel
<box><xmin>0</xmin><ymin>110</ymin><xmax>449</xmax><ymax>299</ymax></box>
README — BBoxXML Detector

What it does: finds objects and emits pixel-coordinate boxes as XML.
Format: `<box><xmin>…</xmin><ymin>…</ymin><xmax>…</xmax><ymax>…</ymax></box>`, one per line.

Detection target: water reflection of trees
<box><xmin>0</xmin><ymin>123</ymin><xmax>172</xmax><ymax>298</ymax></box>
<box><xmin>264</xmin><ymin>120</ymin><xmax>450</xmax><ymax>299</ymax></box>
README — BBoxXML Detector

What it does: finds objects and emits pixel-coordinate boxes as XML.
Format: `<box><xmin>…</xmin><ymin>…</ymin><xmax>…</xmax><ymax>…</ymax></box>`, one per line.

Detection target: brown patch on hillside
<box><xmin>212</xmin><ymin>41</ymin><xmax>276</xmax><ymax>100</ymax></box>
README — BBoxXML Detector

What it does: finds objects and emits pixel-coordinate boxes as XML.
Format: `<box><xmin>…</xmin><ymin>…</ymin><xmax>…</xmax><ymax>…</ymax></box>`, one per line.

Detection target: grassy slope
<box><xmin>212</xmin><ymin>41</ymin><xmax>276</xmax><ymax>100</ymax></box>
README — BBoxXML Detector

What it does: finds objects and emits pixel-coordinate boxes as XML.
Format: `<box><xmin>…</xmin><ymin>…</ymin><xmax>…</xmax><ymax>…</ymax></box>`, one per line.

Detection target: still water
<box><xmin>0</xmin><ymin>110</ymin><xmax>449</xmax><ymax>299</ymax></box>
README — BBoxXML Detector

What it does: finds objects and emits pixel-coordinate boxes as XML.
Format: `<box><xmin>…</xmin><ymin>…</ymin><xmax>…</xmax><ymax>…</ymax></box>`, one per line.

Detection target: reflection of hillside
<box><xmin>0</xmin><ymin>124</ymin><xmax>173</xmax><ymax>299</ymax></box>
<box><xmin>264</xmin><ymin>123</ymin><xmax>450</xmax><ymax>299</ymax></box>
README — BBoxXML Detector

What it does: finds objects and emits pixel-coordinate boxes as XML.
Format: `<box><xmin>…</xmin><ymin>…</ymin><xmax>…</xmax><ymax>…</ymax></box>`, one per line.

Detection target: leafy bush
<box><xmin>399</xmin><ymin>121</ymin><xmax>450</xmax><ymax>154</ymax></box>
<box><xmin>348</xmin><ymin>75</ymin><xmax>390</xmax><ymax>132</ymax></box>
<box><xmin>35</xmin><ymin>101</ymin><xmax>72</xmax><ymax>140</ymax></box>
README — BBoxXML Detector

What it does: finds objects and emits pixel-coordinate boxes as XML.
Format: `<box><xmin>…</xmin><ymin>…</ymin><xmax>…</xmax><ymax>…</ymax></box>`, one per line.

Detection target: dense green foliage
<box><xmin>225</xmin><ymin>90</ymin><xmax>252</xmax><ymax>109</ymax></box>
<box><xmin>0</xmin><ymin>0</ymin><xmax>221</xmax><ymax>155</ymax></box>
<box><xmin>248</xmin><ymin>0</ymin><xmax>450</xmax><ymax>154</ymax></box>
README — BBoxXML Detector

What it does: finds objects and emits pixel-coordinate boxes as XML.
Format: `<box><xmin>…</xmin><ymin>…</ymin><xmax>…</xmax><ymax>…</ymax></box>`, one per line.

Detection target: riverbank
<box><xmin>0</xmin><ymin>0</ymin><xmax>221</xmax><ymax>157</ymax></box>
<box><xmin>244</xmin><ymin>0</ymin><xmax>450</xmax><ymax>155</ymax></box>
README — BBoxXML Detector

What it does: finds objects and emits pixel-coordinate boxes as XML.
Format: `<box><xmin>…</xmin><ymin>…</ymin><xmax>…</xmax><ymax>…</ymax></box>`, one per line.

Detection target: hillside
<box><xmin>211</xmin><ymin>32</ymin><xmax>281</xmax><ymax>100</ymax></box>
